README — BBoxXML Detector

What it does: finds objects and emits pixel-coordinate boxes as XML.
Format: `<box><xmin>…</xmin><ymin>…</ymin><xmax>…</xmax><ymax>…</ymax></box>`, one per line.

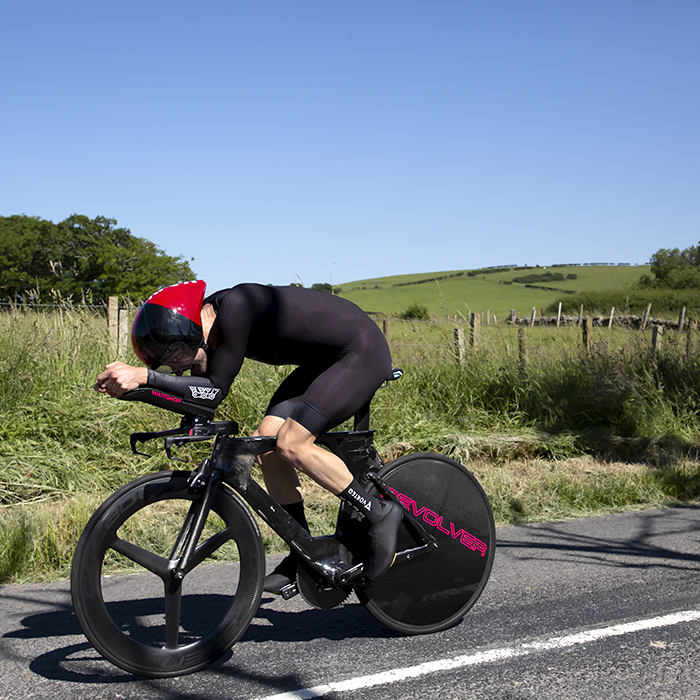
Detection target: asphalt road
<box><xmin>2</xmin><ymin>504</ymin><xmax>700</xmax><ymax>699</ymax></box>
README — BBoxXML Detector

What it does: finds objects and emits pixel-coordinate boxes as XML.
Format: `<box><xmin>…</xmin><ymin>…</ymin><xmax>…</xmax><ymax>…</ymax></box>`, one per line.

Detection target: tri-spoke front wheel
<box><xmin>71</xmin><ymin>471</ymin><xmax>264</xmax><ymax>677</ymax></box>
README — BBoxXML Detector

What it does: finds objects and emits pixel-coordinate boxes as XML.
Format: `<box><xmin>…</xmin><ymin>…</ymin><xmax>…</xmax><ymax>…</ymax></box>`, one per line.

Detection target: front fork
<box><xmin>168</xmin><ymin>457</ymin><xmax>222</xmax><ymax>580</ymax></box>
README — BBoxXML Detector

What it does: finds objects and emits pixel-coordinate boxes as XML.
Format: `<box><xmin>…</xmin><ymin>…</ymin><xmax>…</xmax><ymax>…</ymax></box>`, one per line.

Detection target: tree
<box><xmin>639</xmin><ymin>242</ymin><xmax>700</xmax><ymax>290</ymax></box>
<box><xmin>401</xmin><ymin>302</ymin><xmax>430</xmax><ymax>320</ymax></box>
<box><xmin>311</xmin><ymin>282</ymin><xmax>342</xmax><ymax>294</ymax></box>
<box><xmin>0</xmin><ymin>214</ymin><xmax>196</xmax><ymax>303</ymax></box>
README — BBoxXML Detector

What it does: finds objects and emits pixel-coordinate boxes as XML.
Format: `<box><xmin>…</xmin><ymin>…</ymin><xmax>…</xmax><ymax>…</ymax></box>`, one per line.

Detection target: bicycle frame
<box><xmin>72</xmin><ymin>374</ymin><xmax>494</xmax><ymax>676</ymax></box>
<box><xmin>128</xmin><ymin>400</ymin><xmax>437</xmax><ymax>596</ymax></box>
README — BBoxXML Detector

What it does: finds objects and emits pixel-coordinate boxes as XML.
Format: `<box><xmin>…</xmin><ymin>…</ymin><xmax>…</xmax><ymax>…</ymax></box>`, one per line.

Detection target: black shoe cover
<box><xmin>263</xmin><ymin>554</ymin><xmax>298</xmax><ymax>593</ymax></box>
<box><xmin>365</xmin><ymin>502</ymin><xmax>402</xmax><ymax>582</ymax></box>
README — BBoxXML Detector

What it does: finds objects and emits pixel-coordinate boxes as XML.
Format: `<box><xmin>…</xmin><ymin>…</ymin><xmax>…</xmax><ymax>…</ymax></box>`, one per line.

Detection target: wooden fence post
<box><xmin>454</xmin><ymin>328</ymin><xmax>466</xmax><ymax>365</ymax></box>
<box><xmin>556</xmin><ymin>302</ymin><xmax>562</xmax><ymax>328</ymax></box>
<box><xmin>529</xmin><ymin>307</ymin><xmax>537</xmax><ymax>327</ymax></box>
<box><xmin>108</xmin><ymin>296</ymin><xmax>118</xmax><ymax>355</ymax></box>
<box><xmin>518</xmin><ymin>327</ymin><xmax>528</xmax><ymax>368</ymax></box>
<box><xmin>641</xmin><ymin>303</ymin><xmax>652</xmax><ymax>331</ymax></box>
<box><xmin>578</xmin><ymin>305</ymin><xmax>584</xmax><ymax>327</ymax></box>
<box><xmin>652</xmin><ymin>325</ymin><xmax>664</xmax><ymax>353</ymax></box>
<box><xmin>510</xmin><ymin>309</ymin><xmax>517</xmax><ymax>324</ymax></box>
<box><xmin>383</xmin><ymin>319</ymin><xmax>391</xmax><ymax>346</ymax></box>
<box><xmin>687</xmin><ymin>319</ymin><xmax>697</xmax><ymax>356</ymax></box>
<box><xmin>678</xmin><ymin>307</ymin><xmax>686</xmax><ymax>332</ymax></box>
<box><xmin>608</xmin><ymin>307</ymin><xmax>615</xmax><ymax>329</ymax></box>
<box><xmin>118</xmin><ymin>308</ymin><xmax>129</xmax><ymax>358</ymax></box>
<box><xmin>582</xmin><ymin>318</ymin><xmax>592</xmax><ymax>350</ymax></box>
<box><xmin>470</xmin><ymin>312</ymin><xmax>481</xmax><ymax>348</ymax></box>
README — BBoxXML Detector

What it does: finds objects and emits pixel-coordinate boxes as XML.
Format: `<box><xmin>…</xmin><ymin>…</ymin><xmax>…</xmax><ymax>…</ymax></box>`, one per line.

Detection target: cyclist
<box><xmin>94</xmin><ymin>280</ymin><xmax>401</xmax><ymax>592</ymax></box>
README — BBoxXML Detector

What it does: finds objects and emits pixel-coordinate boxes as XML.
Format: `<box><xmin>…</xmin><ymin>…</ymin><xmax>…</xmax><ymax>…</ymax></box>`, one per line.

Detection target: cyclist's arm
<box><xmin>144</xmin><ymin>288</ymin><xmax>260</xmax><ymax>405</ymax></box>
<box><xmin>94</xmin><ymin>362</ymin><xmax>148</xmax><ymax>396</ymax></box>
<box><xmin>146</xmin><ymin>369</ymin><xmax>225</xmax><ymax>407</ymax></box>
<box><xmin>94</xmin><ymin>362</ymin><xmax>226</xmax><ymax>408</ymax></box>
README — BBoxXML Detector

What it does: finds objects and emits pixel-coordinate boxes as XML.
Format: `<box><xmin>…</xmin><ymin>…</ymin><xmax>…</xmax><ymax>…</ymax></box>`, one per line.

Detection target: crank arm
<box><xmin>393</xmin><ymin>542</ymin><xmax>436</xmax><ymax>566</ymax></box>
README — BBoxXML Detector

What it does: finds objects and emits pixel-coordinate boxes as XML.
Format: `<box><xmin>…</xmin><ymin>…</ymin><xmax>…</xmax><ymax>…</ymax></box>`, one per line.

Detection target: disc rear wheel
<box><xmin>357</xmin><ymin>453</ymin><xmax>495</xmax><ymax>634</ymax></box>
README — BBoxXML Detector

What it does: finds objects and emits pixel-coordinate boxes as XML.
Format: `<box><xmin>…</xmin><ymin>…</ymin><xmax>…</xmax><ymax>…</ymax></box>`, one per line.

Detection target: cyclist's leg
<box><xmin>276</xmin><ymin>417</ymin><xmax>353</xmax><ymax>493</ymax></box>
<box><xmin>254</xmin><ymin>414</ymin><xmax>303</xmax><ymax>505</ymax></box>
<box><xmin>256</xmin><ymin>412</ymin><xmax>357</xmax><ymax>592</ymax></box>
<box><xmin>276</xmin><ymin>418</ymin><xmax>401</xmax><ymax>582</ymax></box>
<box><xmin>253</xmin><ymin>414</ymin><xmax>311</xmax><ymax>592</ymax></box>
<box><xmin>261</xmin><ymin>328</ymin><xmax>399</xmax><ymax>583</ymax></box>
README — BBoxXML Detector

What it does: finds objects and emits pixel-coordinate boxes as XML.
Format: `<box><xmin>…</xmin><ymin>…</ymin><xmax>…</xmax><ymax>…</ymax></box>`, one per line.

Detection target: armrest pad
<box><xmin>119</xmin><ymin>386</ymin><xmax>217</xmax><ymax>419</ymax></box>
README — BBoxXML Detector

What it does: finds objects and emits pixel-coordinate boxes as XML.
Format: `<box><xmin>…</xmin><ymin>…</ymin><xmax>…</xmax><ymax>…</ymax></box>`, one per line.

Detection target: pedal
<box><xmin>280</xmin><ymin>582</ymin><xmax>299</xmax><ymax>600</ymax></box>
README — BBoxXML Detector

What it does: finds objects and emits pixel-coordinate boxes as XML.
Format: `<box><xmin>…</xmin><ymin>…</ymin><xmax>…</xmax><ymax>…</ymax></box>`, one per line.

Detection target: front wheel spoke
<box><xmin>188</xmin><ymin>527</ymin><xmax>235</xmax><ymax>570</ymax></box>
<box><xmin>111</xmin><ymin>536</ymin><xmax>171</xmax><ymax>580</ymax></box>
<box><xmin>164</xmin><ymin>579</ymin><xmax>183</xmax><ymax>649</ymax></box>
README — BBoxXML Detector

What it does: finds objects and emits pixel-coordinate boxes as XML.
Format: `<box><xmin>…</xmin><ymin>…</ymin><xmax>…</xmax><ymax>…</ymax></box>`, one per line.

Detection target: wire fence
<box><xmin>2</xmin><ymin>296</ymin><xmax>694</xmax><ymax>367</ymax></box>
<box><xmin>380</xmin><ymin>313</ymin><xmax>697</xmax><ymax>367</ymax></box>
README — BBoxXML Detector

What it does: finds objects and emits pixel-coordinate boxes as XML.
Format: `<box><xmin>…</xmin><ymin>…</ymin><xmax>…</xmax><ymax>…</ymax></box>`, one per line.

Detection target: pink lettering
<box><xmin>461</xmin><ymin>531</ymin><xmax>477</xmax><ymax>550</ymax></box>
<box><xmin>389</xmin><ymin>486</ymin><xmax>488</xmax><ymax>557</ymax></box>
<box><xmin>422</xmin><ymin>509</ymin><xmax>440</xmax><ymax>527</ymax></box>
<box><xmin>151</xmin><ymin>390</ymin><xmax>182</xmax><ymax>403</ymax></box>
<box><xmin>435</xmin><ymin>515</ymin><xmax>450</xmax><ymax>535</ymax></box>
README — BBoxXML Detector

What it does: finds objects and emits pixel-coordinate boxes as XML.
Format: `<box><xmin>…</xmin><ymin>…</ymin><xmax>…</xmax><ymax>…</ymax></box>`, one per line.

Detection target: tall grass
<box><xmin>1</xmin><ymin>306</ymin><xmax>700</xmax><ymax>583</ymax></box>
<box><xmin>379</xmin><ymin>321</ymin><xmax>700</xmax><ymax>448</ymax></box>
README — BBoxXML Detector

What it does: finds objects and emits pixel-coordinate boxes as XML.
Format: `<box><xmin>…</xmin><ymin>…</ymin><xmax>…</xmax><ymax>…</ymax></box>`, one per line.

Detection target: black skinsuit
<box><xmin>147</xmin><ymin>284</ymin><xmax>392</xmax><ymax>435</ymax></box>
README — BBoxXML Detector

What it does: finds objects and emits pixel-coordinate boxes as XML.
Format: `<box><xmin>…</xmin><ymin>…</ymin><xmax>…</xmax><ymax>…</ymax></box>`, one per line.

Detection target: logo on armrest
<box><xmin>189</xmin><ymin>386</ymin><xmax>221</xmax><ymax>402</ymax></box>
<box><xmin>152</xmin><ymin>390</ymin><xmax>182</xmax><ymax>404</ymax></box>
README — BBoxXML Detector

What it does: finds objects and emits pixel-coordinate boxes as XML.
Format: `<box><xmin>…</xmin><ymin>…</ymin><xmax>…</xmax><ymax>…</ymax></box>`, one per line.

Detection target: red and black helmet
<box><xmin>131</xmin><ymin>280</ymin><xmax>207</xmax><ymax>370</ymax></box>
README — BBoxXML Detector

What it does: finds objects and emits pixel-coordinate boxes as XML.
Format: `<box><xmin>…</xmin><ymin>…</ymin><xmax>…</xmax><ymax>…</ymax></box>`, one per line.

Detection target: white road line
<box><xmin>250</xmin><ymin>609</ymin><xmax>700</xmax><ymax>700</ymax></box>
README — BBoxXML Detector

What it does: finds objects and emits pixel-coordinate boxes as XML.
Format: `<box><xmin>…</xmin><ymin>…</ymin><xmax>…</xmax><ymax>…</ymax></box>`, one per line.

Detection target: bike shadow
<box><xmin>246</xmin><ymin>593</ymin><xmax>395</xmax><ymax>643</ymax></box>
<box><xmin>6</xmin><ymin>590</ymin><xmax>395</xmax><ymax>685</ymax></box>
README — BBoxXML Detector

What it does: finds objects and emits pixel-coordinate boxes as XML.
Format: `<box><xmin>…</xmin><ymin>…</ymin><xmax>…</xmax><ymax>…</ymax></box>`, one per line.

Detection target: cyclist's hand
<box><xmin>94</xmin><ymin>362</ymin><xmax>148</xmax><ymax>397</ymax></box>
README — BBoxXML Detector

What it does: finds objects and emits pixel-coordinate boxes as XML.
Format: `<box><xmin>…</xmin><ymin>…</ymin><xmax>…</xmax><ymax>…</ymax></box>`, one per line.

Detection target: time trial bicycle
<box><xmin>71</xmin><ymin>369</ymin><xmax>495</xmax><ymax>677</ymax></box>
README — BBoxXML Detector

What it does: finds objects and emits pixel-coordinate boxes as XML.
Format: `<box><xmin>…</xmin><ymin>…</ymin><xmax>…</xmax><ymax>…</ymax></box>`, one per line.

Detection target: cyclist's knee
<box><xmin>253</xmin><ymin>414</ymin><xmax>285</xmax><ymax>438</ymax></box>
<box><xmin>253</xmin><ymin>415</ymin><xmax>285</xmax><ymax>465</ymax></box>
<box><xmin>275</xmin><ymin>419</ymin><xmax>314</xmax><ymax>469</ymax></box>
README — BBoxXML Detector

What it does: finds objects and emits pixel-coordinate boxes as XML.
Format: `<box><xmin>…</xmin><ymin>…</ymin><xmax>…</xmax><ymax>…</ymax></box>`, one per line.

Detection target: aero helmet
<box><xmin>131</xmin><ymin>280</ymin><xmax>207</xmax><ymax>369</ymax></box>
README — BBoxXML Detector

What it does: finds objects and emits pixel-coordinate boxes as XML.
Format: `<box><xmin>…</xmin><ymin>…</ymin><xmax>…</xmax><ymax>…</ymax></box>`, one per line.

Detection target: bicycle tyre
<box><xmin>357</xmin><ymin>453</ymin><xmax>495</xmax><ymax>634</ymax></box>
<box><xmin>71</xmin><ymin>471</ymin><xmax>264</xmax><ymax>677</ymax></box>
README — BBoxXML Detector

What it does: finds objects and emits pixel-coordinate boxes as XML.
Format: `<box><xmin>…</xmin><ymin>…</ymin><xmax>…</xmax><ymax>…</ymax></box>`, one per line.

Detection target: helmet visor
<box><xmin>132</xmin><ymin>303</ymin><xmax>204</xmax><ymax>371</ymax></box>
<box><xmin>139</xmin><ymin>340</ymin><xmax>199</xmax><ymax>372</ymax></box>
<box><xmin>160</xmin><ymin>342</ymin><xmax>200</xmax><ymax>372</ymax></box>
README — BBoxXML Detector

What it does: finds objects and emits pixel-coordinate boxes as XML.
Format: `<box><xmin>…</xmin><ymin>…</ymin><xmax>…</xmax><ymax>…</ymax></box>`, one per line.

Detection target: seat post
<box><xmin>353</xmin><ymin>401</ymin><xmax>371</xmax><ymax>431</ymax></box>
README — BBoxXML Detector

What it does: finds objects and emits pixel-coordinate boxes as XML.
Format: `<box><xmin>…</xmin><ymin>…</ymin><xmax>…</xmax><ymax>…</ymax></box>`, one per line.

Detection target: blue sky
<box><xmin>1</xmin><ymin>1</ymin><xmax>698</xmax><ymax>293</ymax></box>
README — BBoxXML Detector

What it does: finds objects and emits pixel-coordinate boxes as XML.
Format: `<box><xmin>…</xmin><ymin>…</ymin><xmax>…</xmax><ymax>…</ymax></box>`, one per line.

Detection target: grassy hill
<box><xmin>340</xmin><ymin>265</ymin><xmax>651</xmax><ymax>319</ymax></box>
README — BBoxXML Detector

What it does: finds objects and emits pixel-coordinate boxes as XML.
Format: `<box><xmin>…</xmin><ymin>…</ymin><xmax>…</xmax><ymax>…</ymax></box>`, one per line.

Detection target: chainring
<box><xmin>295</xmin><ymin>542</ymin><xmax>357</xmax><ymax>611</ymax></box>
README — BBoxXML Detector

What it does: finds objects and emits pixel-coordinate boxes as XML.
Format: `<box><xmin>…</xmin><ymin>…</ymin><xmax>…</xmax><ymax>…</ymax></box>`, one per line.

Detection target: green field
<box><xmin>340</xmin><ymin>265</ymin><xmax>651</xmax><ymax>319</ymax></box>
<box><xmin>3</xmin><ymin>279</ymin><xmax>700</xmax><ymax>583</ymax></box>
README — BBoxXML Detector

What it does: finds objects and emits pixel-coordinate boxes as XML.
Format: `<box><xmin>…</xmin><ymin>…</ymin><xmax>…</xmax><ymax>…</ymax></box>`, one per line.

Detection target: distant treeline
<box><xmin>512</xmin><ymin>272</ymin><xmax>578</xmax><ymax>284</ymax></box>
